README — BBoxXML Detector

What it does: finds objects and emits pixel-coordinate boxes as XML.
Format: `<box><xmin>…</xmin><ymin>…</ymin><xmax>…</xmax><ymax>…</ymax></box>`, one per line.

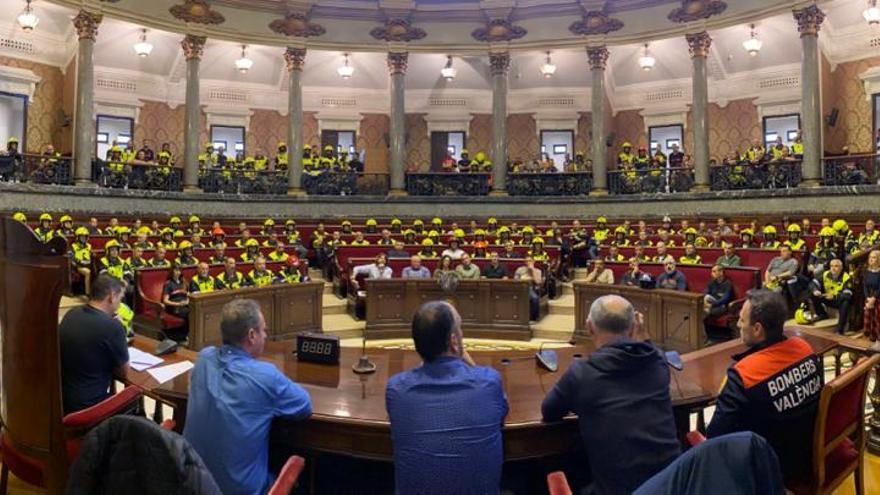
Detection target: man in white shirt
<box><xmin>514</xmin><ymin>256</ymin><xmax>543</xmax><ymax>320</ymax></box>
<box><xmin>441</xmin><ymin>238</ymin><xmax>466</xmax><ymax>260</ymax></box>
<box><xmin>351</xmin><ymin>254</ymin><xmax>393</xmax><ymax>291</ymax></box>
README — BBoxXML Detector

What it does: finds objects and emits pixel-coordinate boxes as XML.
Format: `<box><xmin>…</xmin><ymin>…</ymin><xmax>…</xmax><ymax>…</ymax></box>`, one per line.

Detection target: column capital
<box><xmin>489</xmin><ymin>51</ymin><xmax>510</xmax><ymax>76</ymax></box>
<box><xmin>586</xmin><ymin>46</ymin><xmax>609</xmax><ymax>71</ymax></box>
<box><xmin>181</xmin><ymin>34</ymin><xmax>207</xmax><ymax>61</ymax></box>
<box><xmin>73</xmin><ymin>10</ymin><xmax>101</xmax><ymax>41</ymax></box>
<box><xmin>284</xmin><ymin>47</ymin><xmax>307</xmax><ymax>72</ymax></box>
<box><xmin>387</xmin><ymin>51</ymin><xmax>409</xmax><ymax>75</ymax></box>
<box><xmin>686</xmin><ymin>31</ymin><xmax>712</xmax><ymax>59</ymax></box>
<box><xmin>793</xmin><ymin>5</ymin><xmax>825</xmax><ymax>37</ymax></box>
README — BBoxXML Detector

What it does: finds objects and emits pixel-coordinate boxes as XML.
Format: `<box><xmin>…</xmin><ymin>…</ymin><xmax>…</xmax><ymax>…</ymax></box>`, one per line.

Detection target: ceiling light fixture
<box><xmin>742</xmin><ymin>24</ymin><xmax>763</xmax><ymax>57</ymax></box>
<box><xmin>866</xmin><ymin>0</ymin><xmax>880</xmax><ymax>25</ymax></box>
<box><xmin>638</xmin><ymin>43</ymin><xmax>655</xmax><ymax>72</ymax></box>
<box><xmin>235</xmin><ymin>44</ymin><xmax>253</xmax><ymax>74</ymax></box>
<box><xmin>540</xmin><ymin>51</ymin><xmax>557</xmax><ymax>79</ymax></box>
<box><xmin>337</xmin><ymin>53</ymin><xmax>354</xmax><ymax>79</ymax></box>
<box><xmin>133</xmin><ymin>28</ymin><xmax>153</xmax><ymax>58</ymax></box>
<box><xmin>441</xmin><ymin>55</ymin><xmax>457</xmax><ymax>81</ymax></box>
<box><xmin>17</xmin><ymin>0</ymin><xmax>39</xmax><ymax>32</ymax></box>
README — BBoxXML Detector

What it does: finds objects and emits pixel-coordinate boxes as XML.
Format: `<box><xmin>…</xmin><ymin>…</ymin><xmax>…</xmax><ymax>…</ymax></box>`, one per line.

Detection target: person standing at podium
<box><xmin>386</xmin><ymin>302</ymin><xmax>508</xmax><ymax>495</ymax></box>
<box><xmin>541</xmin><ymin>295</ymin><xmax>679</xmax><ymax>494</ymax></box>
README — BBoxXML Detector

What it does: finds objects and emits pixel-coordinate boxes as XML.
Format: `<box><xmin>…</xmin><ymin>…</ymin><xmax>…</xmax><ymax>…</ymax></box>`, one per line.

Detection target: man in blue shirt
<box><xmin>401</xmin><ymin>255</ymin><xmax>431</xmax><ymax>278</ymax></box>
<box><xmin>184</xmin><ymin>299</ymin><xmax>312</xmax><ymax>494</ymax></box>
<box><xmin>542</xmin><ymin>295</ymin><xmax>680</xmax><ymax>494</ymax></box>
<box><xmin>656</xmin><ymin>257</ymin><xmax>688</xmax><ymax>290</ymax></box>
<box><xmin>386</xmin><ymin>301</ymin><xmax>509</xmax><ymax>495</ymax></box>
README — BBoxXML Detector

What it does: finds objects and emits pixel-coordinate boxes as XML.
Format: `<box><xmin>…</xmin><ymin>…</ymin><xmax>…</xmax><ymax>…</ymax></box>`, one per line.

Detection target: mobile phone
<box><xmin>665</xmin><ymin>350</ymin><xmax>684</xmax><ymax>371</ymax></box>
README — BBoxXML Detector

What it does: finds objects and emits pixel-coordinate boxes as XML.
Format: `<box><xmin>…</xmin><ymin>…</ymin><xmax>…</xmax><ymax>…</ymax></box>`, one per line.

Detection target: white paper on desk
<box><xmin>147</xmin><ymin>361</ymin><xmax>194</xmax><ymax>384</ymax></box>
<box><xmin>128</xmin><ymin>347</ymin><xmax>164</xmax><ymax>371</ymax></box>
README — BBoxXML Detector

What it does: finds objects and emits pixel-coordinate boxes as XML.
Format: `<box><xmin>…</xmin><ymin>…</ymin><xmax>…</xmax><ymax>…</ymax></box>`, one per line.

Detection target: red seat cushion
<box><xmin>823</xmin><ymin>437</ymin><xmax>858</xmax><ymax>487</ymax></box>
<box><xmin>0</xmin><ymin>434</ymin><xmax>45</xmax><ymax>488</ymax></box>
<box><xmin>160</xmin><ymin>312</ymin><xmax>185</xmax><ymax>329</ymax></box>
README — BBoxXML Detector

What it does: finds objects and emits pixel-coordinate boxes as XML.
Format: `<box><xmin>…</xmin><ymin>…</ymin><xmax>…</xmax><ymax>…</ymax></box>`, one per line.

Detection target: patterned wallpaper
<box><xmin>824</xmin><ymin>56</ymin><xmax>880</xmax><ymax>154</ymax></box>
<box><xmin>707</xmin><ymin>99</ymin><xmax>762</xmax><ymax>160</ymax></box>
<box><xmin>303</xmin><ymin>111</ymin><xmax>319</xmax><ymax>149</ymax></box>
<box><xmin>135</xmin><ymin>101</ymin><xmax>186</xmax><ymax>160</ymax></box>
<box><xmin>820</xmin><ymin>54</ymin><xmax>835</xmax><ymax>152</ymax></box>
<box><xmin>0</xmin><ymin>56</ymin><xmax>68</xmax><ymax>154</ymax></box>
<box><xmin>507</xmin><ymin>113</ymin><xmax>538</xmax><ymax>163</ymax></box>
<box><xmin>60</xmin><ymin>58</ymin><xmax>76</xmax><ymax>154</ymax></box>
<box><xmin>247</xmin><ymin>109</ymin><xmax>287</xmax><ymax>157</ymax></box>
<box><xmin>574</xmin><ymin>112</ymin><xmax>591</xmax><ymax>157</ymax></box>
<box><xmin>357</xmin><ymin>113</ymin><xmax>389</xmax><ymax>173</ymax></box>
<box><xmin>467</xmin><ymin>114</ymin><xmax>492</xmax><ymax>155</ymax></box>
<box><xmin>611</xmin><ymin>109</ymin><xmax>647</xmax><ymax>168</ymax></box>
<box><xmin>405</xmin><ymin>113</ymin><xmax>429</xmax><ymax>171</ymax></box>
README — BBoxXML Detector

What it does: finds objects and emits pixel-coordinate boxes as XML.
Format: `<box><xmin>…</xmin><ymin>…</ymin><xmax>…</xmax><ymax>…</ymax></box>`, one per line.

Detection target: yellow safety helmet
<box><xmin>178</xmin><ymin>240</ymin><xmax>192</xmax><ymax>250</ymax></box>
<box><xmin>59</xmin><ymin>215</ymin><xmax>72</xmax><ymax>224</ymax></box>
<box><xmin>7</xmin><ymin>137</ymin><xmax>18</xmax><ymax>144</ymax></box>
<box><xmin>762</xmin><ymin>225</ymin><xmax>777</xmax><ymax>235</ymax></box>
<box><xmin>391</xmin><ymin>218</ymin><xmax>402</xmax><ymax>225</ymax></box>
<box><xmin>545</xmin><ymin>229</ymin><xmax>555</xmax><ymax>237</ymax></box>
<box><xmin>741</xmin><ymin>228</ymin><xmax>754</xmax><ymax>237</ymax></box>
<box><xmin>366</xmin><ymin>219</ymin><xmax>378</xmax><ymax>226</ymax></box>
<box><xmin>12</xmin><ymin>212</ymin><xmax>26</xmax><ymax>222</ymax></box>
<box><xmin>137</xmin><ymin>226</ymin><xmax>152</xmax><ymax>235</ymax></box>
<box><xmin>431</xmin><ymin>217</ymin><xmax>442</xmax><ymax>225</ymax></box>
<box><xmin>104</xmin><ymin>240</ymin><xmax>121</xmax><ymax>250</ymax></box>
<box><xmin>39</xmin><ymin>213</ymin><xmax>52</xmax><ymax>222</ymax></box>
<box><xmin>832</xmin><ymin>219</ymin><xmax>849</xmax><ymax>233</ymax></box>
<box><xmin>453</xmin><ymin>228</ymin><xmax>466</xmax><ymax>238</ymax></box>
<box><xmin>497</xmin><ymin>226</ymin><xmax>510</xmax><ymax>234</ymax></box>
<box><xmin>596</xmin><ymin>216</ymin><xmax>607</xmax><ymax>224</ymax></box>
<box><xmin>205</xmin><ymin>142</ymin><xmax>213</xmax><ymax>148</ymax></box>
<box><xmin>285</xmin><ymin>219</ymin><xmax>296</xmax><ymax>226</ymax></box>
<box><xmin>532</xmin><ymin>236</ymin><xmax>545</xmax><ymax>245</ymax></box>
<box><xmin>403</xmin><ymin>229</ymin><xmax>416</xmax><ymax>237</ymax></box>
<box><xmin>787</xmin><ymin>224</ymin><xmax>802</xmax><ymax>233</ymax></box>
<box><xmin>342</xmin><ymin>220</ymin><xmax>352</xmax><ymax>226</ymax></box>
<box><xmin>246</xmin><ymin>238</ymin><xmax>260</xmax><ymax>247</ymax></box>
<box><xmin>474</xmin><ymin>151</ymin><xmax>486</xmax><ymax>161</ymax></box>
<box><xmin>110</xmin><ymin>145</ymin><xmax>123</xmax><ymax>153</ymax></box>
<box><xmin>189</xmin><ymin>215</ymin><xmax>200</xmax><ymax>223</ymax></box>
<box><xmin>264</xmin><ymin>218</ymin><xmax>276</xmax><ymax>226</ymax></box>
<box><xmin>521</xmin><ymin>226</ymin><xmax>535</xmax><ymax>234</ymax></box>
<box><xmin>819</xmin><ymin>226</ymin><xmax>835</xmax><ymax>237</ymax></box>
<box><xmin>169</xmin><ymin>216</ymin><xmax>181</xmax><ymax>224</ymax></box>
<box><xmin>487</xmin><ymin>217</ymin><xmax>498</xmax><ymax>225</ymax></box>
<box><xmin>278</xmin><ymin>142</ymin><xmax>287</xmax><ymax>148</ymax></box>
<box><xmin>615</xmin><ymin>226</ymin><xmax>628</xmax><ymax>234</ymax></box>
<box><xmin>428</xmin><ymin>230</ymin><xmax>440</xmax><ymax>238</ymax></box>
<box><xmin>622</xmin><ymin>142</ymin><xmax>632</xmax><ymax>148</ymax></box>
<box><xmin>173</xmin><ymin>231</ymin><xmax>185</xmax><ymax>238</ymax></box>
<box><xmin>795</xmin><ymin>305</ymin><xmax>813</xmax><ymax>325</ymax></box>
<box><xmin>160</xmin><ymin>228</ymin><xmax>173</xmax><ymax>236</ymax></box>
<box><xmin>421</xmin><ymin>238</ymin><xmax>434</xmax><ymax>246</ymax></box>
<box><xmin>461</xmin><ymin>149</ymin><xmax>469</xmax><ymax>155</ymax></box>
<box><xmin>116</xmin><ymin>226</ymin><xmax>131</xmax><ymax>235</ymax></box>
<box><xmin>304</xmin><ymin>144</ymin><xmax>312</xmax><ymax>150</ymax></box>
<box><xmin>413</xmin><ymin>219</ymin><xmax>424</xmax><ymax>226</ymax></box>
<box><xmin>323</xmin><ymin>144</ymin><xmax>334</xmax><ymax>151</ymax></box>
<box><xmin>685</xmin><ymin>227</ymin><xmax>698</xmax><ymax>235</ymax></box>
<box><xmin>75</xmin><ymin>227</ymin><xmax>89</xmax><ymax>236</ymax></box>
<box><xmin>474</xmin><ymin>229</ymin><xmax>486</xmax><ymax>236</ymax></box>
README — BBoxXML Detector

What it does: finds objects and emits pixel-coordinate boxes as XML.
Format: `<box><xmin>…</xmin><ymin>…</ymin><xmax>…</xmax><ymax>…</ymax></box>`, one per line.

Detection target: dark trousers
<box><xmin>810</xmin><ymin>295</ymin><xmax>851</xmax><ymax>334</ymax></box>
<box><xmin>529</xmin><ymin>287</ymin><xmax>540</xmax><ymax>321</ymax></box>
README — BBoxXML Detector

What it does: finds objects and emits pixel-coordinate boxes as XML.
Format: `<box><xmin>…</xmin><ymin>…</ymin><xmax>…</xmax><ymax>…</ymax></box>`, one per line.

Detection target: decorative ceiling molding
<box><xmin>316</xmin><ymin>112</ymin><xmax>364</xmax><ymax>133</ymax></box>
<box><xmin>169</xmin><ymin>0</ymin><xmax>226</xmax><ymax>25</ymax></box>
<box><xmin>269</xmin><ymin>12</ymin><xmax>325</xmax><ymax>38</ymax></box>
<box><xmin>0</xmin><ymin>65</ymin><xmax>41</xmax><ymax>101</ymax></box>
<box><xmin>472</xmin><ymin>19</ymin><xmax>527</xmax><ymax>43</ymax></box>
<box><xmin>668</xmin><ymin>0</ymin><xmax>727</xmax><ymax>23</ymax></box>
<box><xmin>423</xmin><ymin>113</ymin><xmax>475</xmax><ymax>137</ymax></box>
<box><xmin>370</xmin><ymin>18</ymin><xmax>427</xmax><ymax>42</ymax></box>
<box><xmin>569</xmin><ymin>11</ymin><xmax>625</xmax><ymax>36</ymax></box>
<box><xmin>204</xmin><ymin>105</ymin><xmax>254</xmax><ymax>128</ymax></box>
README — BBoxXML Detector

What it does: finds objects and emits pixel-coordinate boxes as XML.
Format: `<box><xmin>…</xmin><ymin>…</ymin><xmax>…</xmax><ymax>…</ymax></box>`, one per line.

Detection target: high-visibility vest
<box><xmin>191</xmin><ymin>275</ymin><xmax>215</xmax><ymax>293</ymax></box>
<box><xmin>822</xmin><ymin>271</ymin><xmax>851</xmax><ymax>297</ymax></box>
<box><xmin>72</xmin><ymin>242</ymin><xmax>91</xmax><ymax>265</ymax></box>
<box><xmin>679</xmin><ymin>254</ymin><xmax>701</xmax><ymax>265</ymax></box>
<box><xmin>618</xmin><ymin>152</ymin><xmax>634</xmax><ymax>165</ymax></box>
<box><xmin>249</xmin><ymin>269</ymin><xmax>274</xmax><ymax>287</ymax></box>
<box><xmin>100</xmin><ymin>257</ymin><xmax>126</xmax><ymax>280</ymax></box>
<box><xmin>175</xmin><ymin>255</ymin><xmax>198</xmax><ymax>267</ymax></box>
<box><xmin>216</xmin><ymin>271</ymin><xmax>245</xmax><ymax>290</ymax></box>
<box><xmin>269</xmin><ymin>251</ymin><xmax>289</xmax><ymax>262</ymax></box>
<box><xmin>785</xmin><ymin>238</ymin><xmax>806</xmax><ymax>251</ymax></box>
<box><xmin>279</xmin><ymin>269</ymin><xmax>301</xmax><ymax>284</ymax></box>
<box><xmin>791</xmin><ymin>142</ymin><xmax>804</xmax><ymax>155</ymax></box>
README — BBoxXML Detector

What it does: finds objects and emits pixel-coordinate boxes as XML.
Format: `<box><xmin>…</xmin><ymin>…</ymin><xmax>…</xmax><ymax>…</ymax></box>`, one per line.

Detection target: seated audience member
<box><xmin>185</xmin><ymin>299</ymin><xmax>312</xmax><ymax>494</ymax></box>
<box><xmin>351</xmin><ymin>254</ymin><xmax>393</xmax><ymax>288</ymax></box>
<box><xmin>276</xmin><ymin>256</ymin><xmax>305</xmax><ymax>284</ymax></box>
<box><xmin>441</xmin><ymin>238</ymin><xmax>466</xmax><ymax>260</ymax></box>
<box><xmin>585</xmin><ymin>258</ymin><xmax>614</xmax><ymax>284</ymax></box>
<box><xmin>483</xmin><ymin>252</ymin><xmax>508</xmax><ymax>279</ymax></box>
<box><xmin>248</xmin><ymin>256</ymin><xmax>275</xmax><ymax>287</ymax></box>
<box><xmin>704</xmin><ymin>265</ymin><xmax>733</xmax><ymax>316</ymax></box>
<box><xmin>514</xmin><ymin>256</ymin><xmax>543</xmax><ymax>321</ymax></box>
<box><xmin>764</xmin><ymin>245</ymin><xmax>799</xmax><ymax>293</ymax></box>
<box><xmin>621</xmin><ymin>258</ymin><xmax>646</xmax><ymax>286</ymax></box>
<box><xmin>715</xmin><ymin>243</ymin><xmax>741</xmax><ymax>267</ymax></box>
<box><xmin>215</xmin><ymin>257</ymin><xmax>246</xmax><ymax>290</ymax></box>
<box><xmin>656</xmin><ymin>257</ymin><xmax>687</xmax><ymax>290</ymax></box>
<box><xmin>808</xmin><ymin>258</ymin><xmax>852</xmax><ymax>334</ymax></box>
<box><xmin>434</xmin><ymin>255</ymin><xmax>458</xmax><ymax>280</ymax></box>
<box><xmin>386</xmin><ymin>302</ymin><xmax>508</xmax><ymax>495</ymax></box>
<box><xmin>162</xmin><ymin>264</ymin><xmax>190</xmax><ymax>325</ymax></box>
<box><xmin>678</xmin><ymin>243</ymin><xmax>701</xmax><ymax>265</ymax></box>
<box><xmin>387</xmin><ymin>240</ymin><xmax>410</xmax><ymax>259</ymax></box>
<box><xmin>455</xmin><ymin>253</ymin><xmax>481</xmax><ymax>279</ymax></box>
<box><xmin>189</xmin><ymin>262</ymin><xmax>216</xmax><ymax>293</ymax></box>
<box><xmin>865</xmin><ymin>250</ymin><xmax>880</xmax><ymax>351</ymax></box>
<box><xmin>542</xmin><ymin>295</ymin><xmax>680</xmax><ymax>493</ymax></box>
<box><xmin>59</xmin><ymin>274</ymin><xmax>130</xmax><ymax>414</ymax></box>
<box><xmin>652</xmin><ymin>241</ymin><xmax>669</xmax><ymax>263</ymax></box>
<box><xmin>605</xmin><ymin>245</ymin><xmax>625</xmax><ymax>262</ymax></box>
<box><xmin>707</xmin><ymin>290</ymin><xmax>822</xmax><ymax>481</ymax></box>
<box><xmin>401</xmin><ymin>255</ymin><xmax>431</xmax><ymax>279</ymax></box>
<box><xmin>499</xmin><ymin>241</ymin><xmax>521</xmax><ymax>259</ymax></box>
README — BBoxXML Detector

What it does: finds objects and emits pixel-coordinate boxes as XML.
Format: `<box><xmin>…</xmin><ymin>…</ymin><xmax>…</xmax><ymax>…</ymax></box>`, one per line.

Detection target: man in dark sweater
<box><xmin>704</xmin><ymin>264</ymin><xmax>733</xmax><ymax>316</ymax></box>
<box><xmin>541</xmin><ymin>295</ymin><xmax>680</xmax><ymax>494</ymax></box>
<box><xmin>483</xmin><ymin>252</ymin><xmax>508</xmax><ymax>279</ymax></box>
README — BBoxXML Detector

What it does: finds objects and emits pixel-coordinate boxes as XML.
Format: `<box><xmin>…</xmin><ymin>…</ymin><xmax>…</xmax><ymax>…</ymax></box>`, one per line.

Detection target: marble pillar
<box><xmin>489</xmin><ymin>51</ymin><xmax>510</xmax><ymax>193</ymax></box>
<box><xmin>587</xmin><ymin>46</ymin><xmax>609</xmax><ymax>195</ymax></box>
<box><xmin>284</xmin><ymin>47</ymin><xmax>306</xmax><ymax>194</ymax></box>
<box><xmin>181</xmin><ymin>35</ymin><xmax>205</xmax><ymax>192</ymax></box>
<box><xmin>686</xmin><ymin>31</ymin><xmax>712</xmax><ymax>192</ymax></box>
<box><xmin>388</xmin><ymin>52</ymin><xmax>408</xmax><ymax>194</ymax></box>
<box><xmin>72</xmin><ymin>11</ymin><xmax>101</xmax><ymax>185</ymax></box>
<box><xmin>794</xmin><ymin>5</ymin><xmax>825</xmax><ymax>186</ymax></box>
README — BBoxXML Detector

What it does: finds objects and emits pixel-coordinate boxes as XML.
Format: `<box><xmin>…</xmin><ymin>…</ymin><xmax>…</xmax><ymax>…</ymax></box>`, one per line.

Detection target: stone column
<box><xmin>181</xmin><ymin>35</ymin><xmax>205</xmax><ymax>192</ymax></box>
<box><xmin>72</xmin><ymin>11</ymin><xmax>101</xmax><ymax>186</ymax></box>
<box><xmin>284</xmin><ymin>47</ymin><xmax>306</xmax><ymax>195</ymax></box>
<box><xmin>587</xmin><ymin>46</ymin><xmax>609</xmax><ymax>195</ymax></box>
<box><xmin>794</xmin><ymin>5</ymin><xmax>825</xmax><ymax>186</ymax></box>
<box><xmin>388</xmin><ymin>51</ymin><xmax>408</xmax><ymax>194</ymax></box>
<box><xmin>489</xmin><ymin>51</ymin><xmax>510</xmax><ymax>194</ymax></box>
<box><xmin>687</xmin><ymin>31</ymin><xmax>712</xmax><ymax>192</ymax></box>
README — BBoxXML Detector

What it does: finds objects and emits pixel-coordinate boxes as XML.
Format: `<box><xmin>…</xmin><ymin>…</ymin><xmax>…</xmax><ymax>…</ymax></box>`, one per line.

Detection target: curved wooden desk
<box><xmin>128</xmin><ymin>331</ymin><xmax>836</xmax><ymax>462</ymax></box>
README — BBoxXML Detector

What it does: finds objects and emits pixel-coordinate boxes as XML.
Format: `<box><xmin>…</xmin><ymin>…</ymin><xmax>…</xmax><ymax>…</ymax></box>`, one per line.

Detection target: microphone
<box><xmin>352</xmin><ymin>331</ymin><xmax>376</xmax><ymax>374</ymax></box>
<box><xmin>536</xmin><ymin>340</ymin><xmax>575</xmax><ymax>372</ymax></box>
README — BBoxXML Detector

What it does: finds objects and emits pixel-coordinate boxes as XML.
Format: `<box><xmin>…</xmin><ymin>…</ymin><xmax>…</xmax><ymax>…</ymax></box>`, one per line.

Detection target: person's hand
<box><xmin>824</xmin><ymin>293</ymin><xmax>834</xmax><ymax>301</ymax></box>
<box><xmin>461</xmin><ymin>348</ymin><xmax>476</xmax><ymax>367</ymax></box>
<box><xmin>812</xmin><ymin>290</ymin><xmax>822</xmax><ymax>297</ymax></box>
<box><xmin>631</xmin><ymin>311</ymin><xmax>649</xmax><ymax>341</ymax></box>
<box><xmin>866</xmin><ymin>297</ymin><xmax>876</xmax><ymax>310</ymax></box>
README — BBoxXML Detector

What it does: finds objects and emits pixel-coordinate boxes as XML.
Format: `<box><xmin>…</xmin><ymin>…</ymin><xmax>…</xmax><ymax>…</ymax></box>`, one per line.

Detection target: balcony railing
<box><xmin>608</xmin><ymin>167</ymin><xmax>693</xmax><ymax>195</ymax></box>
<box><xmin>710</xmin><ymin>160</ymin><xmax>802</xmax><ymax>191</ymax></box>
<box><xmin>405</xmin><ymin>172</ymin><xmax>490</xmax><ymax>196</ymax></box>
<box><xmin>0</xmin><ymin>153</ymin><xmax>72</xmax><ymax>185</ymax></box>
<box><xmin>822</xmin><ymin>153</ymin><xmax>879</xmax><ymax>186</ymax></box>
<box><xmin>301</xmin><ymin>171</ymin><xmax>390</xmax><ymax>195</ymax></box>
<box><xmin>96</xmin><ymin>160</ymin><xmax>183</xmax><ymax>192</ymax></box>
<box><xmin>507</xmin><ymin>172</ymin><xmax>592</xmax><ymax>196</ymax></box>
<box><xmin>201</xmin><ymin>168</ymin><xmax>288</xmax><ymax>195</ymax></box>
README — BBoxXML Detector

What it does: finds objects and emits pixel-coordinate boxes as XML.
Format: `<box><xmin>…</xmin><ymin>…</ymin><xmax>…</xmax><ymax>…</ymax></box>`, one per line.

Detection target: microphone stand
<box><xmin>352</xmin><ymin>332</ymin><xmax>376</xmax><ymax>374</ymax></box>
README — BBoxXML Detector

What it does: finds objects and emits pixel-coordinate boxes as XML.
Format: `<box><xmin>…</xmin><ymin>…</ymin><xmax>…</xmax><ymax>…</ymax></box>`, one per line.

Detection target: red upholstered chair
<box><xmin>134</xmin><ymin>268</ymin><xmax>186</xmax><ymax>335</ymax></box>
<box><xmin>547</xmin><ymin>471</ymin><xmax>573</xmax><ymax>495</ymax></box>
<box><xmin>268</xmin><ymin>456</ymin><xmax>306</xmax><ymax>495</ymax></box>
<box><xmin>788</xmin><ymin>353</ymin><xmax>879</xmax><ymax>495</ymax></box>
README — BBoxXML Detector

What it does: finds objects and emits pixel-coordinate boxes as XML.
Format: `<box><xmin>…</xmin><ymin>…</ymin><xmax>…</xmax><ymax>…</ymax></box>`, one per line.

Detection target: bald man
<box><xmin>542</xmin><ymin>295</ymin><xmax>680</xmax><ymax>494</ymax></box>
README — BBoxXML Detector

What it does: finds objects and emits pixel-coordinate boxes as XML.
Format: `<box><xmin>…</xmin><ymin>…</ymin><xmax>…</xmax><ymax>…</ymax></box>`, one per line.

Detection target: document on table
<box><xmin>129</xmin><ymin>347</ymin><xmax>164</xmax><ymax>371</ymax></box>
<box><xmin>147</xmin><ymin>361</ymin><xmax>194</xmax><ymax>384</ymax></box>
